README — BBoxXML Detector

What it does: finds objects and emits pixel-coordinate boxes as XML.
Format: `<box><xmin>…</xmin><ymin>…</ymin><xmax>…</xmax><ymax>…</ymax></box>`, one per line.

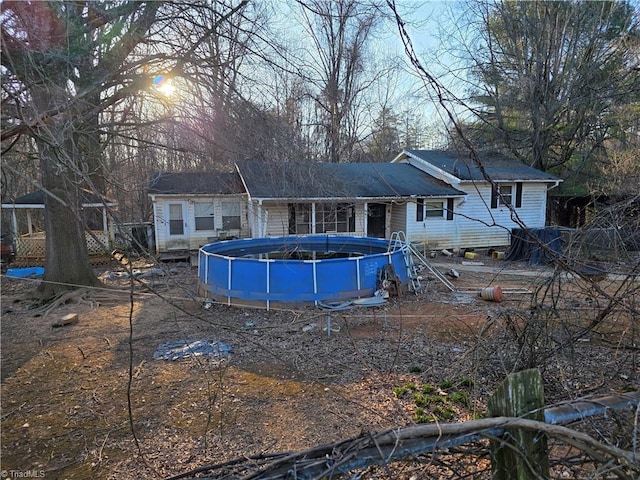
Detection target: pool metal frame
<box><xmin>198</xmin><ymin>235</ymin><xmax>410</xmax><ymax>309</ymax></box>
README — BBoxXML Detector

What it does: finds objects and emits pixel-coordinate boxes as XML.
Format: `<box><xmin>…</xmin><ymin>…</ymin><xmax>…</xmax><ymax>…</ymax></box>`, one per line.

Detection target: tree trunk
<box><xmin>33</xmin><ymin>87</ymin><xmax>103</xmax><ymax>299</ymax></box>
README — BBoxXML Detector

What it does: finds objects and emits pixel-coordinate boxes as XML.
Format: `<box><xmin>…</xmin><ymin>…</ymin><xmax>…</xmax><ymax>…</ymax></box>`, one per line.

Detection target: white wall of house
<box><xmin>389</xmin><ymin>201</ymin><xmax>407</xmax><ymax>236</ymax></box>
<box><xmin>263</xmin><ymin>204</ymin><xmax>289</xmax><ymax>237</ymax></box>
<box><xmin>399</xmin><ymin>182</ymin><xmax>550</xmax><ymax>250</ymax></box>
<box><xmin>403</xmin><ymin>199</ymin><xmax>458</xmax><ymax>248</ymax></box>
<box><xmin>455</xmin><ymin>181</ymin><xmax>548</xmax><ymax>248</ymax></box>
<box><xmin>152</xmin><ymin>195</ymin><xmax>249</xmax><ymax>253</ymax></box>
<box><xmin>451</xmin><ymin>185</ymin><xmax>510</xmax><ymax>248</ymax></box>
<box><xmin>394</xmin><ymin>154</ymin><xmax>555</xmax><ymax>249</ymax></box>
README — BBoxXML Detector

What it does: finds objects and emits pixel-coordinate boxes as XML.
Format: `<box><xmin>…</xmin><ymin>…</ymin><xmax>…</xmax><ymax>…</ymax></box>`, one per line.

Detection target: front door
<box><xmin>367</xmin><ymin>203</ymin><xmax>386</xmax><ymax>238</ymax></box>
<box><xmin>166</xmin><ymin>201</ymin><xmax>188</xmax><ymax>249</ymax></box>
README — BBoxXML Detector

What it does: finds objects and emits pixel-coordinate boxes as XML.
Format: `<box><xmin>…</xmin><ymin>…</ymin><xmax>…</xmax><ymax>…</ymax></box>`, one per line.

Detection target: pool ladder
<box><xmin>388</xmin><ymin>231</ymin><xmax>422</xmax><ymax>293</ymax></box>
<box><xmin>389</xmin><ymin>232</ymin><xmax>457</xmax><ymax>293</ymax></box>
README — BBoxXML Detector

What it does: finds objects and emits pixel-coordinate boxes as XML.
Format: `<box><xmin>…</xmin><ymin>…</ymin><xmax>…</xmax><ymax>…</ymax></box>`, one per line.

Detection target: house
<box><xmin>1</xmin><ymin>189</ymin><xmax>118</xmax><ymax>265</ymax></box>
<box><xmin>391</xmin><ymin>149</ymin><xmax>562</xmax><ymax>248</ymax></box>
<box><xmin>148</xmin><ymin>150</ymin><xmax>560</xmax><ymax>254</ymax></box>
<box><xmin>148</xmin><ymin>171</ymin><xmax>249</xmax><ymax>255</ymax></box>
<box><xmin>235</xmin><ymin>159</ymin><xmax>465</xmax><ymax>240</ymax></box>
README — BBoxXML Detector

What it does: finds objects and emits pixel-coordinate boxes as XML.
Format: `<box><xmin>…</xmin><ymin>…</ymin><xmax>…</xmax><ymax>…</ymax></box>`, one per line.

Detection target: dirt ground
<box><xmin>1</xmin><ymin>253</ymin><xmax>637</xmax><ymax>479</ymax></box>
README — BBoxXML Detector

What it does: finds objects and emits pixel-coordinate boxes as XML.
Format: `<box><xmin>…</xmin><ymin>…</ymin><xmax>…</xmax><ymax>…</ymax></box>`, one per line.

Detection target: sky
<box><xmin>385</xmin><ymin>1</ymin><xmax>470</xmax><ymax>141</ymax></box>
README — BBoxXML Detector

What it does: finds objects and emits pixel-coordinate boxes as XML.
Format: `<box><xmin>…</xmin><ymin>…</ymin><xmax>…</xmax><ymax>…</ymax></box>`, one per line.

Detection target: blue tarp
<box><xmin>153</xmin><ymin>339</ymin><xmax>233</xmax><ymax>361</ymax></box>
<box><xmin>6</xmin><ymin>267</ymin><xmax>45</xmax><ymax>278</ymax></box>
<box><xmin>505</xmin><ymin>228</ymin><xmax>563</xmax><ymax>265</ymax></box>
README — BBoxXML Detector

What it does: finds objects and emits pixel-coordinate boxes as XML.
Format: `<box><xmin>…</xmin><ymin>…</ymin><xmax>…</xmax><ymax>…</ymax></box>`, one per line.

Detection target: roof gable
<box><xmin>235</xmin><ymin>160</ymin><xmax>465</xmax><ymax>199</ymax></box>
<box><xmin>403</xmin><ymin>150</ymin><xmax>561</xmax><ymax>182</ymax></box>
<box><xmin>148</xmin><ymin>171</ymin><xmax>245</xmax><ymax>195</ymax></box>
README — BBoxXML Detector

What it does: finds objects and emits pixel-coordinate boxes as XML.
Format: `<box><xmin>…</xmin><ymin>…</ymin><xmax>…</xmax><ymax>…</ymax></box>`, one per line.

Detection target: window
<box><xmin>498</xmin><ymin>185</ymin><xmax>513</xmax><ymax>206</ymax></box>
<box><xmin>425</xmin><ymin>201</ymin><xmax>444</xmax><ymax>218</ymax></box>
<box><xmin>491</xmin><ymin>184</ymin><xmax>515</xmax><ymax>208</ymax></box>
<box><xmin>316</xmin><ymin>203</ymin><xmax>353</xmax><ymax>233</ymax></box>
<box><xmin>194</xmin><ymin>201</ymin><xmax>215</xmax><ymax>231</ymax></box>
<box><xmin>221</xmin><ymin>201</ymin><xmax>241</xmax><ymax>230</ymax></box>
<box><xmin>168</xmin><ymin>203</ymin><xmax>184</xmax><ymax>235</ymax></box>
<box><xmin>289</xmin><ymin>203</ymin><xmax>311</xmax><ymax>234</ymax></box>
<box><xmin>417</xmin><ymin>199</ymin><xmax>448</xmax><ymax>220</ymax></box>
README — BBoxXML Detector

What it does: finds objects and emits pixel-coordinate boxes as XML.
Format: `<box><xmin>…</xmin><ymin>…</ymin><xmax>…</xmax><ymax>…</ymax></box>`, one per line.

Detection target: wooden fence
<box><xmin>12</xmin><ymin>231</ymin><xmax>113</xmax><ymax>266</ymax></box>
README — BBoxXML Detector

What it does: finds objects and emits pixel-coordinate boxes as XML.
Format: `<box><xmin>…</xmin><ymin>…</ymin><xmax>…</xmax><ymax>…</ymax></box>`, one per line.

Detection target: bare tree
<box><xmin>295</xmin><ymin>0</ymin><xmax>383</xmax><ymax>163</ymax></box>
<box><xmin>1</xmin><ymin>0</ymin><xmax>247</xmax><ymax>298</ymax></box>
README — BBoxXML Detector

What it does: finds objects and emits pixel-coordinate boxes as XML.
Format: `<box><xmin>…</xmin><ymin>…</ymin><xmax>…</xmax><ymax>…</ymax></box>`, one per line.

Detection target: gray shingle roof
<box><xmin>148</xmin><ymin>171</ymin><xmax>245</xmax><ymax>195</ymax></box>
<box><xmin>404</xmin><ymin>150</ymin><xmax>561</xmax><ymax>182</ymax></box>
<box><xmin>235</xmin><ymin>160</ymin><xmax>465</xmax><ymax>199</ymax></box>
<box><xmin>11</xmin><ymin>189</ymin><xmax>116</xmax><ymax>205</ymax></box>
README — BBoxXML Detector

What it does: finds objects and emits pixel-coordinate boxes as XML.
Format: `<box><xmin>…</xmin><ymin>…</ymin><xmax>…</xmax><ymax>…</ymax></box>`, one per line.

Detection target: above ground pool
<box><xmin>198</xmin><ymin>235</ymin><xmax>410</xmax><ymax>308</ymax></box>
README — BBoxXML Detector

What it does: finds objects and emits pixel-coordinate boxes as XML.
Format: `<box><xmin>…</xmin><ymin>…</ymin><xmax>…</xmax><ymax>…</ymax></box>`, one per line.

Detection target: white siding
<box><xmin>520</xmin><ymin>183</ymin><xmax>548</xmax><ymax>227</ymax></box>
<box><xmin>452</xmin><ymin>185</ymin><xmax>510</xmax><ymax>248</ymax></box>
<box><xmin>153</xmin><ymin>201</ymin><xmax>166</xmax><ymax>253</ymax></box>
<box><xmin>403</xmin><ymin>182</ymin><xmax>550</xmax><ymax>250</ymax></box>
<box><xmin>404</xmin><ymin>199</ymin><xmax>456</xmax><ymax>248</ymax></box>
<box><xmin>389</xmin><ymin>202</ymin><xmax>407</xmax><ymax>235</ymax></box>
<box><xmin>263</xmin><ymin>204</ymin><xmax>290</xmax><ymax>237</ymax></box>
<box><xmin>152</xmin><ymin>195</ymin><xmax>249</xmax><ymax>253</ymax></box>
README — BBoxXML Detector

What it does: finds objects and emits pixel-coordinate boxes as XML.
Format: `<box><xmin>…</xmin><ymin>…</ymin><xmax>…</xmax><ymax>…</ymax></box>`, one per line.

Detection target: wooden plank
<box><xmin>52</xmin><ymin>313</ymin><xmax>79</xmax><ymax>328</ymax></box>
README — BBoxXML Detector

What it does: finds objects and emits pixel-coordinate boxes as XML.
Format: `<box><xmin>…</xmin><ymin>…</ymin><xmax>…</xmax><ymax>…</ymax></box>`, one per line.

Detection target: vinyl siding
<box><xmin>263</xmin><ymin>204</ymin><xmax>290</xmax><ymax>237</ymax></box>
<box><xmin>405</xmin><ymin>199</ymin><xmax>455</xmax><ymax>248</ymax></box>
<box><xmin>402</xmin><ymin>182</ymin><xmax>550</xmax><ymax>249</ymax></box>
<box><xmin>452</xmin><ymin>186</ymin><xmax>510</xmax><ymax>248</ymax></box>
<box><xmin>153</xmin><ymin>195</ymin><xmax>248</xmax><ymax>253</ymax></box>
<box><xmin>389</xmin><ymin>202</ymin><xmax>407</xmax><ymax>235</ymax></box>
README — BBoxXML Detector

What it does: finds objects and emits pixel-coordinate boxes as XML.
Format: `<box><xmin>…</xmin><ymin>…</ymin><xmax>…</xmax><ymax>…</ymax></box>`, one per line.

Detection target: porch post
<box><xmin>364</xmin><ymin>203</ymin><xmax>368</xmax><ymax>237</ymax></box>
<box><xmin>256</xmin><ymin>200</ymin><xmax>262</xmax><ymax>238</ymax></box>
<box><xmin>11</xmin><ymin>208</ymin><xmax>18</xmax><ymax>238</ymax></box>
<box><xmin>246</xmin><ymin>200</ymin><xmax>255</xmax><ymax>237</ymax></box>
<box><xmin>26</xmin><ymin>210</ymin><xmax>33</xmax><ymax>235</ymax></box>
<box><xmin>102</xmin><ymin>207</ymin><xmax>109</xmax><ymax>246</ymax></box>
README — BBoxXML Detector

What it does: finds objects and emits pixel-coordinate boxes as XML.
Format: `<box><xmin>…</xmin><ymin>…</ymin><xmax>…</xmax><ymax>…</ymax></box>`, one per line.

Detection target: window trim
<box><xmin>446</xmin><ymin>198</ymin><xmax>454</xmax><ymax>220</ymax></box>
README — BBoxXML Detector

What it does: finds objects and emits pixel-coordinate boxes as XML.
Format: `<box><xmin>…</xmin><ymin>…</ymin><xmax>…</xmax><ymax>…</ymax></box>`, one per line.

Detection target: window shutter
<box><xmin>447</xmin><ymin>198</ymin><xmax>454</xmax><ymax>220</ymax></box>
<box><xmin>515</xmin><ymin>182</ymin><xmax>523</xmax><ymax>208</ymax></box>
<box><xmin>491</xmin><ymin>184</ymin><xmax>498</xmax><ymax>209</ymax></box>
<box><xmin>416</xmin><ymin>198</ymin><xmax>424</xmax><ymax>222</ymax></box>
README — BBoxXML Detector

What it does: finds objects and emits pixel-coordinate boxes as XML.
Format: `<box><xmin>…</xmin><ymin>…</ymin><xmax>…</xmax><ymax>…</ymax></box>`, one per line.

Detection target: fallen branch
<box><xmin>167</xmin><ymin>413</ymin><xmax>639</xmax><ymax>480</ymax></box>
